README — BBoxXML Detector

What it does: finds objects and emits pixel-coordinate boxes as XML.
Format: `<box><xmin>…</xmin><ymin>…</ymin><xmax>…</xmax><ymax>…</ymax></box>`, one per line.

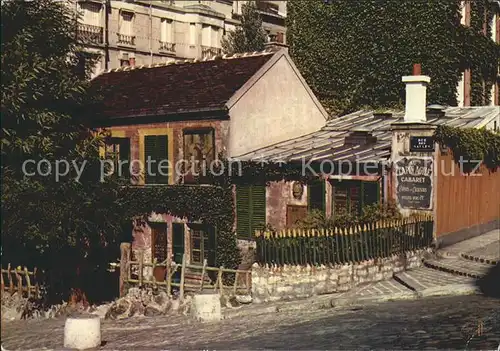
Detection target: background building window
<box><xmin>189</xmin><ymin>23</ymin><xmax>196</xmax><ymax>45</ymax></box>
<box><xmin>160</xmin><ymin>18</ymin><xmax>173</xmax><ymax>43</ymax></box>
<box><xmin>144</xmin><ymin>135</ymin><xmax>169</xmax><ymax>184</ymax></box>
<box><xmin>236</xmin><ymin>185</ymin><xmax>266</xmax><ymax>239</ymax></box>
<box><xmin>119</xmin><ymin>11</ymin><xmax>134</xmax><ymax>36</ymax></box>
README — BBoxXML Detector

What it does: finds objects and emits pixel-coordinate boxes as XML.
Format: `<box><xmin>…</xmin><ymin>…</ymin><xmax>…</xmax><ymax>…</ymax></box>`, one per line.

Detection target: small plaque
<box><xmin>410</xmin><ymin>136</ymin><xmax>434</xmax><ymax>152</ymax></box>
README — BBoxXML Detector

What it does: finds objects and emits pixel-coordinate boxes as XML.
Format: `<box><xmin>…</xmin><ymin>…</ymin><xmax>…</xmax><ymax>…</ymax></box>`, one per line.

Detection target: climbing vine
<box><xmin>433</xmin><ymin>125</ymin><xmax>500</xmax><ymax>172</ymax></box>
<box><xmin>288</xmin><ymin>0</ymin><xmax>500</xmax><ymax>116</ymax></box>
<box><xmin>125</xmin><ymin>159</ymin><xmax>318</xmax><ymax>270</ymax></box>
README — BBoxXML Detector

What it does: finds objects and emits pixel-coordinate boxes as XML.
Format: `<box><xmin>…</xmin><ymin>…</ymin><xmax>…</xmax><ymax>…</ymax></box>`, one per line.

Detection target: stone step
<box><xmin>424</xmin><ymin>257</ymin><xmax>491</xmax><ymax>279</ymax></box>
<box><xmin>460</xmin><ymin>243</ymin><xmax>499</xmax><ymax>266</ymax></box>
<box><xmin>395</xmin><ymin>267</ymin><xmax>475</xmax><ymax>292</ymax></box>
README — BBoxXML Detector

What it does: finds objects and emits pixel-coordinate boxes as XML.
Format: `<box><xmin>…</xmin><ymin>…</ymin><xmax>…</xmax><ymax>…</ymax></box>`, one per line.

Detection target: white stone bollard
<box><xmin>190</xmin><ymin>293</ymin><xmax>221</xmax><ymax>322</ymax></box>
<box><xmin>64</xmin><ymin>315</ymin><xmax>101</xmax><ymax>350</ymax></box>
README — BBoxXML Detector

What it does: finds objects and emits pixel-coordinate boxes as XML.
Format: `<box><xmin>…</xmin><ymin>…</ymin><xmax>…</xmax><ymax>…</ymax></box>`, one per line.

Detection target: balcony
<box><xmin>77</xmin><ymin>23</ymin><xmax>103</xmax><ymax>45</ymax></box>
<box><xmin>201</xmin><ymin>46</ymin><xmax>222</xmax><ymax>59</ymax></box>
<box><xmin>159</xmin><ymin>41</ymin><xmax>176</xmax><ymax>54</ymax></box>
<box><xmin>117</xmin><ymin>33</ymin><xmax>136</xmax><ymax>46</ymax></box>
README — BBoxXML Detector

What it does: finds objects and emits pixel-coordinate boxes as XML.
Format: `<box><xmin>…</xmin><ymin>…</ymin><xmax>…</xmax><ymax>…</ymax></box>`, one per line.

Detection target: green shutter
<box><xmin>144</xmin><ymin>135</ymin><xmax>169</xmax><ymax>184</ymax></box>
<box><xmin>120</xmin><ymin>138</ymin><xmax>130</xmax><ymax>179</ymax></box>
<box><xmin>236</xmin><ymin>185</ymin><xmax>251</xmax><ymax>238</ymax></box>
<box><xmin>144</xmin><ymin>135</ymin><xmax>157</xmax><ymax>184</ymax></box>
<box><xmin>206</xmin><ymin>225</ymin><xmax>217</xmax><ymax>266</ymax></box>
<box><xmin>172</xmin><ymin>223</ymin><xmax>185</xmax><ymax>264</ymax></box>
<box><xmin>308</xmin><ymin>181</ymin><xmax>325</xmax><ymax>213</ymax></box>
<box><xmin>362</xmin><ymin>181</ymin><xmax>380</xmax><ymax>207</ymax></box>
<box><xmin>250</xmin><ymin>185</ymin><xmax>266</xmax><ymax>237</ymax></box>
<box><xmin>156</xmin><ymin>135</ymin><xmax>169</xmax><ymax>184</ymax></box>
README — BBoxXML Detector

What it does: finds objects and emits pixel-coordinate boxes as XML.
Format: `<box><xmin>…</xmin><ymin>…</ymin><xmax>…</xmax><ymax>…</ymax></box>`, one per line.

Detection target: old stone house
<box><xmin>89</xmin><ymin>48</ymin><xmax>328</xmax><ymax>268</ymax></box>
<box><xmin>235</xmin><ymin>67</ymin><xmax>500</xmax><ymax>245</ymax></box>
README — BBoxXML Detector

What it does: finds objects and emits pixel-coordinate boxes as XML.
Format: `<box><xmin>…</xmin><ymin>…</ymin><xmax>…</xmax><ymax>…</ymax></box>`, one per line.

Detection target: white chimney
<box><xmin>402</xmin><ymin>63</ymin><xmax>431</xmax><ymax>123</ymax></box>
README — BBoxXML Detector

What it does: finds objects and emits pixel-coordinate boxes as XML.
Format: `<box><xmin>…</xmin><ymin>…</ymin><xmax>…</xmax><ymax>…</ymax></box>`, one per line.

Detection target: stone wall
<box><xmin>251</xmin><ymin>249</ymin><xmax>430</xmax><ymax>303</ymax></box>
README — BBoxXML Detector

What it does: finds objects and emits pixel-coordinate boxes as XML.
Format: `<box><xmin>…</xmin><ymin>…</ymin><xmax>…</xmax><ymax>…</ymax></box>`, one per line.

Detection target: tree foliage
<box><xmin>221</xmin><ymin>1</ymin><xmax>267</xmax><ymax>55</ymax></box>
<box><xmin>287</xmin><ymin>0</ymin><xmax>500</xmax><ymax>116</ymax></box>
<box><xmin>1</xmin><ymin>0</ymin><xmax>131</xmax><ymax>303</ymax></box>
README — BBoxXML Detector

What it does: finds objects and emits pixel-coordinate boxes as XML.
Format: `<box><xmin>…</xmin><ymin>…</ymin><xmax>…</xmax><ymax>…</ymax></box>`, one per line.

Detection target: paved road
<box><xmin>1</xmin><ymin>295</ymin><xmax>499</xmax><ymax>350</ymax></box>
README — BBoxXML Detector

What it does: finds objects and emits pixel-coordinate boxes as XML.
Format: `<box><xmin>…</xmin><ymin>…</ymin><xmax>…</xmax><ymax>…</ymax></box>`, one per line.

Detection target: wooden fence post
<box><xmin>166</xmin><ymin>259</ymin><xmax>172</xmax><ymax>297</ymax></box>
<box><xmin>179</xmin><ymin>254</ymin><xmax>186</xmax><ymax>301</ymax></box>
<box><xmin>119</xmin><ymin>242</ymin><xmax>131</xmax><ymax>297</ymax></box>
<box><xmin>24</xmin><ymin>267</ymin><xmax>31</xmax><ymax>298</ymax></box>
<box><xmin>217</xmin><ymin>266</ymin><xmax>224</xmax><ymax>295</ymax></box>
<box><xmin>14</xmin><ymin>267</ymin><xmax>22</xmax><ymax>295</ymax></box>
<box><xmin>138</xmin><ymin>250</ymin><xmax>144</xmax><ymax>287</ymax></box>
<box><xmin>1</xmin><ymin>265</ymin><xmax>4</xmax><ymax>293</ymax></box>
<box><xmin>200</xmin><ymin>259</ymin><xmax>207</xmax><ymax>292</ymax></box>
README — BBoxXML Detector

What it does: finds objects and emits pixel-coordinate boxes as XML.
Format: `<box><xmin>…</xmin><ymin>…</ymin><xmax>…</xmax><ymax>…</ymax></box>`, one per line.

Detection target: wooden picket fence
<box><xmin>119</xmin><ymin>245</ymin><xmax>251</xmax><ymax>299</ymax></box>
<box><xmin>254</xmin><ymin>216</ymin><xmax>434</xmax><ymax>266</ymax></box>
<box><xmin>1</xmin><ymin>264</ymin><xmax>40</xmax><ymax>298</ymax></box>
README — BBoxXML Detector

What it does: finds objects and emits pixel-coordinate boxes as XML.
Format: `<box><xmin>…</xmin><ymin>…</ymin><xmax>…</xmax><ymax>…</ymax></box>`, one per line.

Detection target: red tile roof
<box><xmin>90</xmin><ymin>51</ymin><xmax>275</xmax><ymax>119</ymax></box>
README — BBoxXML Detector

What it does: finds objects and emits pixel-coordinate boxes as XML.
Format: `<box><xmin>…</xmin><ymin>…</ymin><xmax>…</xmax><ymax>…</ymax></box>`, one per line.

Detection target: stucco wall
<box><xmin>266</xmin><ymin>181</ymin><xmax>308</xmax><ymax>229</ymax></box>
<box><xmin>227</xmin><ymin>54</ymin><xmax>327</xmax><ymax>157</ymax></box>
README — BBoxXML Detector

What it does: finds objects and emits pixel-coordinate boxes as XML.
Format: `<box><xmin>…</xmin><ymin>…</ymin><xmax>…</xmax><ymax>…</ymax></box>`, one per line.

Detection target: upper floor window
<box><xmin>105</xmin><ymin>137</ymin><xmax>130</xmax><ymax>179</ymax></box>
<box><xmin>189</xmin><ymin>23</ymin><xmax>196</xmax><ymax>45</ymax></box>
<box><xmin>78</xmin><ymin>1</ymin><xmax>101</xmax><ymax>26</ymax></box>
<box><xmin>160</xmin><ymin>18</ymin><xmax>174</xmax><ymax>43</ymax></box>
<box><xmin>119</xmin><ymin>11</ymin><xmax>134</xmax><ymax>35</ymax></box>
<box><xmin>182</xmin><ymin>128</ymin><xmax>215</xmax><ymax>184</ymax></box>
<box><xmin>144</xmin><ymin>135</ymin><xmax>169</xmax><ymax>184</ymax></box>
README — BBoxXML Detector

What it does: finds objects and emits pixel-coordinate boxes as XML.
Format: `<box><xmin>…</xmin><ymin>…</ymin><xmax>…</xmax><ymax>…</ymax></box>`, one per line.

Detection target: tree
<box><xmin>221</xmin><ymin>1</ymin><xmax>267</xmax><ymax>55</ymax></box>
<box><xmin>287</xmin><ymin>0</ymin><xmax>500</xmax><ymax>116</ymax></box>
<box><xmin>1</xmin><ymin>0</ymin><xmax>132</xmax><ymax>303</ymax></box>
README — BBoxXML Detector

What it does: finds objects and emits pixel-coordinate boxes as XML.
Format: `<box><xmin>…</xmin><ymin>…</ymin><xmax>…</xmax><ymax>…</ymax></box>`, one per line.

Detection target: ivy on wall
<box><xmin>125</xmin><ymin>160</ymin><xmax>319</xmax><ymax>270</ymax></box>
<box><xmin>287</xmin><ymin>0</ymin><xmax>500</xmax><ymax>116</ymax></box>
<box><xmin>434</xmin><ymin>125</ymin><xmax>500</xmax><ymax>172</ymax></box>
<box><xmin>469</xmin><ymin>0</ymin><xmax>497</xmax><ymax>105</ymax></box>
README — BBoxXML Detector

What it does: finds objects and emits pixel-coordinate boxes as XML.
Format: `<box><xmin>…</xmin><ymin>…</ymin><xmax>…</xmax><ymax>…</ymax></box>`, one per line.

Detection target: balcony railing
<box><xmin>159</xmin><ymin>41</ymin><xmax>176</xmax><ymax>53</ymax></box>
<box><xmin>117</xmin><ymin>33</ymin><xmax>136</xmax><ymax>46</ymax></box>
<box><xmin>77</xmin><ymin>23</ymin><xmax>103</xmax><ymax>45</ymax></box>
<box><xmin>201</xmin><ymin>46</ymin><xmax>222</xmax><ymax>59</ymax></box>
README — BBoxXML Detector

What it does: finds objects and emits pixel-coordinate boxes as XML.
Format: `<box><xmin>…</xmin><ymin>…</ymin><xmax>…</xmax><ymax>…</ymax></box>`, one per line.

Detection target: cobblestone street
<box><xmin>2</xmin><ymin>295</ymin><xmax>499</xmax><ymax>350</ymax></box>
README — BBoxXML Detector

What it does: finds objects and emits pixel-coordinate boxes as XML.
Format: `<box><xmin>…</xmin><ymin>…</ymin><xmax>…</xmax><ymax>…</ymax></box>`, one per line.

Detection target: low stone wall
<box><xmin>252</xmin><ymin>249</ymin><xmax>431</xmax><ymax>303</ymax></box>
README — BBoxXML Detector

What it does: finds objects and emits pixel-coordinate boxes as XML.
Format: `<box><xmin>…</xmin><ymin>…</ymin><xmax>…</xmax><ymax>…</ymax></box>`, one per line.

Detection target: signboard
<box><xmin>410</xmin><ymin>136</ymin><xmax>435</xmax><ymax>152</ymax></box>
<box><xmin>395</xmin><ymin>157</ymin><xmax>433</xmax><ymax>210</ymax></box>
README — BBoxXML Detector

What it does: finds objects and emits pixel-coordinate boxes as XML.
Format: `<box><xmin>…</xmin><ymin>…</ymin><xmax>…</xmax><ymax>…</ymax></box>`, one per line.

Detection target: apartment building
<box><xmin>71</xmin><ymin>0</ymin><xmax>287</xmax><ymax>77</ymax></box>
<box><xmin>457</xmin><ymin>0</ymin><xmax>500</xmax><ymax>106</ymax></box>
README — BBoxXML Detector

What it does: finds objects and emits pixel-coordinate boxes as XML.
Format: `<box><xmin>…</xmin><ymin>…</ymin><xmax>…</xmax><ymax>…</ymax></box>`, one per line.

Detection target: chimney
<box><xmin>402</xmin><ymin>64</ymin><xmax>431</xmax><ymax>123</ymax></box>
<box><xmin>344</xmin><ymin>130</ymin><xmax>377</xmax><ymax>146</ymax></box>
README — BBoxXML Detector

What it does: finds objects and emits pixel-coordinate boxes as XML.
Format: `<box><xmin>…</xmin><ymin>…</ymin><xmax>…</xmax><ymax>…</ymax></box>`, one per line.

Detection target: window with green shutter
<box><xmin>308</xmin><ymin>181</ymin><xmax>325</xmax><ymax>213</ymax></box>
<box><xmin>236</xmin><ymin>185</ymin><xmax>266</xmax><ymax>239</ymax></box>
<box><xmin>332</xmin><ymin>180</ymin><xmax>380</xmax><ymax>217</ymax></box>
<box><xmin>144</xmin><ymin>135</ymin><xmax>169</xmax><ymax>184</ymax></box>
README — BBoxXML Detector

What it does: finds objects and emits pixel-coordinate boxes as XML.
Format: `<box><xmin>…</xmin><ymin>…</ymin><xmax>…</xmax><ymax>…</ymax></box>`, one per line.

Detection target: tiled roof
<box><xmin>235</xmin><ymin>106</ymin><xmax>499</xmax><ymax>163</ymax></box>
<box><xmin>90</xmin><ymin>50</ymin><xmax>275</xmax><ymax>119</ymax></box>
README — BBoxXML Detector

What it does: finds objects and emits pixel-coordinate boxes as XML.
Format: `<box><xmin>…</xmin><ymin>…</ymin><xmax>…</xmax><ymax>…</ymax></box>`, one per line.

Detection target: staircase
<box><xmin>423</xmin><ymin>230</ymin><xmax>499</xmax><ymax>279</ymax></box>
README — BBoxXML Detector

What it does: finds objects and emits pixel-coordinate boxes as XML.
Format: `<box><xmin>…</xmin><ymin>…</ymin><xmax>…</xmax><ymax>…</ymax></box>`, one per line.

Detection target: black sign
<box><xmin>410</xmin><ymin>136</ymin><xmax>435</xmax><ymax>152</ymax></box>
<box><xmin>396</xmin><ymin>157</ymin><xmax>433</xmax><ymax>210</ymax></box>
